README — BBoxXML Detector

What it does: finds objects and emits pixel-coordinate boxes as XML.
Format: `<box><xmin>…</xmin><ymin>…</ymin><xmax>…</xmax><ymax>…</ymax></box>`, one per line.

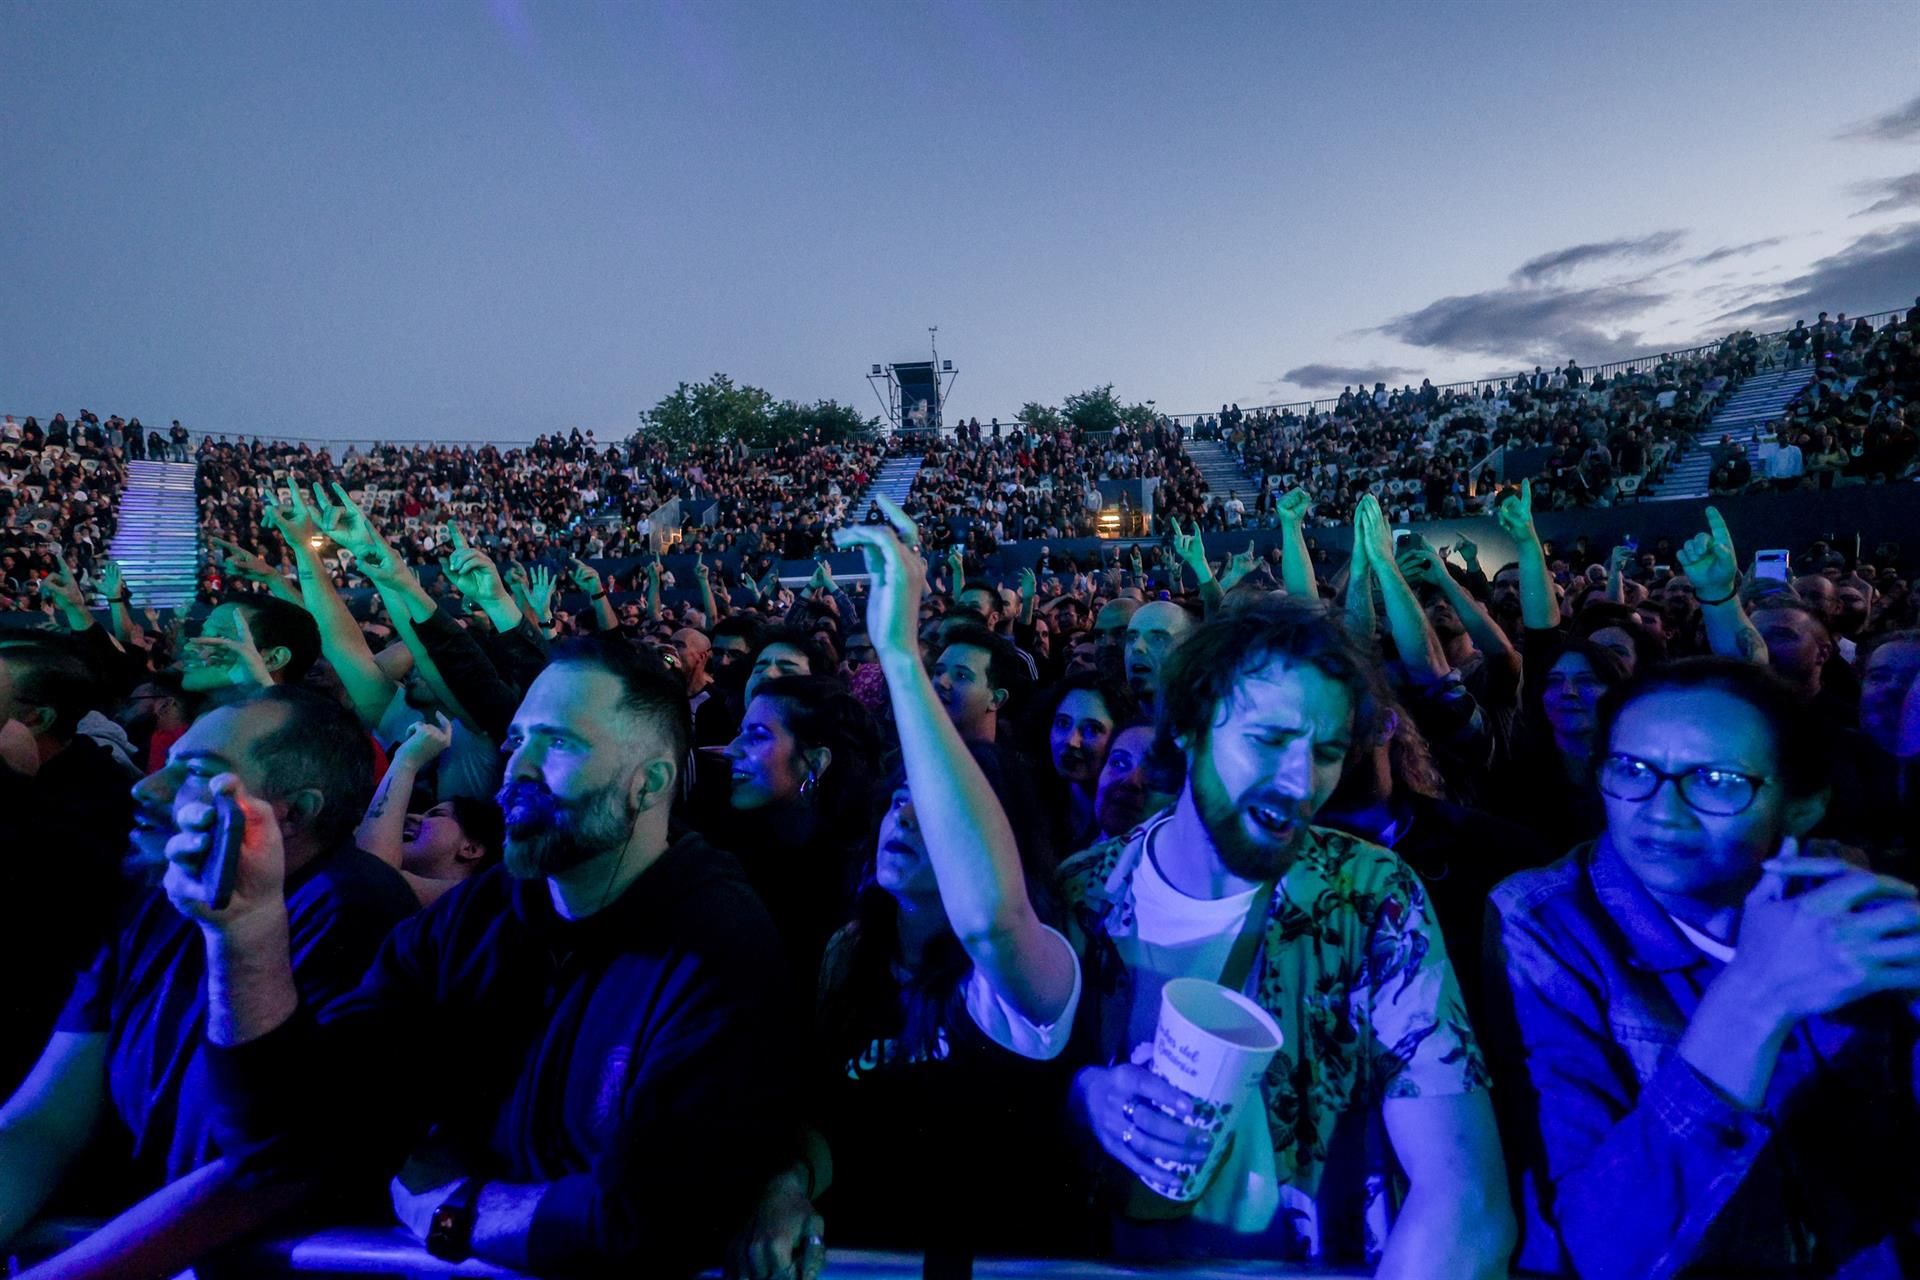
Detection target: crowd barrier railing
<box><xmin>9</xmin><ymin>1220</ymin><xmax>1389</xmax><ymax>1279</ymax></box>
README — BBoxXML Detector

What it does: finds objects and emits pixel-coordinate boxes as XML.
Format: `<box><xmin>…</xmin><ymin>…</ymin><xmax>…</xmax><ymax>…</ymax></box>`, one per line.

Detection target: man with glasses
<box><xmin>1485</xmin><ymin>658</ymin><xmax>1920</xmax><ymax>1277</ymax></box>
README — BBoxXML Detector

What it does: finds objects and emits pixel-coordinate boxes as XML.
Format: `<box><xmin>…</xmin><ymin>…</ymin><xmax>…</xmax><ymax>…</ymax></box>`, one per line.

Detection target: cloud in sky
<box><xmin>1685</xmin><ymin>238</ymin><xmax>1785</xmax><ymax>268</ymax></box>
<box><xmin>1850</xmin><ymin>172</ymin><xmax>1920</xmax><ymax>218</ymax></box>
<box><xmin>1276</xmin><ymin>362</ymin><xmax>1417</xmax><ymax>391</ymax></box>
<box><xmin>1712</xmin><ymin>221</ymin><xmax>1920</xmax><ymax>327</ymax></box>
<box><xmin>1378</xmin><ymin>278</ymin><xmax>1669</xmax><ymax>364</ymax></box>
<box><xmin>1837</xmin><ymin>93</ymin><xmax>1920</xmax><ymax>144</ymax></box>
<box><xmin>1509</xmin><ymin>230</ymin><xmax>1687</xmax><ymax>284</ymax></box>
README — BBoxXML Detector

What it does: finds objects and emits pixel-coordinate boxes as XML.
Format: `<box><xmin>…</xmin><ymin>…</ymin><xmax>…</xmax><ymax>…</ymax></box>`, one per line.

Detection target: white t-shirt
<box><xmin>1114</xmin><ymin>839</ymin><xmax>1281</xmax><ymax>1233</ymax></box>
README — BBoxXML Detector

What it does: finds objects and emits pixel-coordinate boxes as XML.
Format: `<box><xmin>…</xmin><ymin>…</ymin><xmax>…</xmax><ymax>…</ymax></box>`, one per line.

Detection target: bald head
<box><xmin>1125</xmin><ymin>601</ymin><xmax>1199</xmax><ymax>706</ymax></box>
<box><xmin>1094</xmin><ymin>598</ymin><xmax>1141</xmax><ymax>642</ymax></box>
<box><xmin>670</xmin><ymin>628</ymin><xmax>712</xmax><ymax>690</ymax></box>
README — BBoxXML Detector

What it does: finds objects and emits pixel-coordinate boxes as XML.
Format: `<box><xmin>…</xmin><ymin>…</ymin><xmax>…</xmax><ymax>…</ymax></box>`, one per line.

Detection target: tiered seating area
<box><xmin>0</xmin><ymin>413</ymin><xmax>126</xmax><ymax>609</ymax></box>
<box><xmin>5</xmin><ymin>303</ymin><xmax>1914</xmax><ymax>614</ymax></box>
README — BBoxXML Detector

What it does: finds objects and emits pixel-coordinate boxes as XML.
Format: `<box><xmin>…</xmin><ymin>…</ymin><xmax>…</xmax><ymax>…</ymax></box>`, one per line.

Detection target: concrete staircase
<box><xmin>852</xmin><ymin>453</ymin><xmax>924</xmax><ymax>519</ymax></box>
<box><xmin>107</xmin><ymin>459</ymin><xmax>201</xmax><ymax>608</ymax></box>
<box><xmin>1643</xmin><ymin>367</ymin><xmax>1814</xmax><ymax>501</ymax></box>
<box><xmin>1183</xmin><ymin>439</ymin><xmax>1262</xmax><ymax>510</ymax></box>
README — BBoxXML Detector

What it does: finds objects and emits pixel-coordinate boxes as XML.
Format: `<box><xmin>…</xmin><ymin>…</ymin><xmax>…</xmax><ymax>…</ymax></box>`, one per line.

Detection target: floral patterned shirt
<box><xmin>1058</xmin><ymin>814</ymin><xmax>1488</xmax><ymax>1263</ymax></box>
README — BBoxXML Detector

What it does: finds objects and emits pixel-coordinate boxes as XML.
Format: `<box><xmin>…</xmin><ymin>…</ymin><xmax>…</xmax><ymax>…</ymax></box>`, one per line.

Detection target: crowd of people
<box><xmin>899</xmin><ymin>416</ymin><xmax>1216</xmax><ymax>549</ymax></box>
<box><xmin>3</xmin><ymin>408</ymin><xmax>1920</xmax><ymax>1279</ymax></box>
<box><xmin>1713</xmin><ymin>304</ymin><xmax>1920</xmax><ymax>495</ymax></box>
<box><xmin>1198</xmin><ymin>332</ymin><xmax>1796</xmax><ymax>532</ymax></box>
<box><xmin>0</xmin><ymin>412</ymin><xmax>131</xmax><ymax>614</ymax></box>
<box><xmin>193</xmin><ymin>429</ymin><xmax>899</xmax><ymax>598</ymax></box>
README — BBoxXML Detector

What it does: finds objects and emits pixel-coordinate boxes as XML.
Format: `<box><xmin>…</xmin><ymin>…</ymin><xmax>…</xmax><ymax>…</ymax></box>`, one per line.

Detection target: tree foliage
<box><xmin>639</xmin><ymin>376</ymin><xmax>878</xmax><ymax>451</ymax></box>
<box><xmin>764</xmin><ymin>398</ymin><xmax>881</xmax><ymax>447</ymax></box>
<box><xmin>1018</xmin><ymin>401</ymin><xmax>1065</xmax><ymax>432</ymax></box>
<box><xmin>1029</xmin><ymin>385</ymin><xmax>1161</xmax><ymax>435</ymax></box>
<box><xmin>639</xmin><ymin>374</ymin><xmax>775</xmax><ymax>451</ymax></box>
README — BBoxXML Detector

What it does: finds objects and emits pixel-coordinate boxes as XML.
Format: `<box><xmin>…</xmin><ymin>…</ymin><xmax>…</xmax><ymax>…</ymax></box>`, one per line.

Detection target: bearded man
<box><xmin>1059</xmin><ymin>598</ymin><xmax>1511</xmax><ymax>1276</ymax></box>
<box><xmin>159</xmin><ymin>636</ymin><xmax>792</xmax><ymax>1277</ymax></box>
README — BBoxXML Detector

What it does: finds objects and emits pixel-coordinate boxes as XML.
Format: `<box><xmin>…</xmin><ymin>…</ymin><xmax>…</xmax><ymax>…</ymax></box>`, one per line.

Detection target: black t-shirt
<box><xmin>56</xmin><ymin>846</ymin><xmax>416</xmax><ymax>1200</ymax></box>
<box><xmin>0</xmin><ymin>736</ymin><xmax>137</xmax><ymax>1095</ymax></box>
<box><xmin>205</xmin><ymin>837</ymin><xmax>793</xmax><ymax>1277</ymax></box>
<box><xmin>814</xmin><ymin>927</ymin><xmax>1083</xmax><ymax>1257</ymax></box>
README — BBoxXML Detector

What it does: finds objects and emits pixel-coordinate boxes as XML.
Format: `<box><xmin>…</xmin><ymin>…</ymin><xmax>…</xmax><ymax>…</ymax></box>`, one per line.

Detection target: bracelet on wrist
<box><xmin>1697</xmin><ymin>586</ymin><xmax>1739</xmax><ymax>607</ymax></box>
<box><xmin>591</xmin><ymin>590</ymin><xmax>609</xmax><ymax>600</ymax></box>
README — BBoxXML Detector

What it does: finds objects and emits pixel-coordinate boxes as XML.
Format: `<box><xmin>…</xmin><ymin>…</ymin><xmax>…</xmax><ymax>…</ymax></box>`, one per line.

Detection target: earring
<box><xmin>799</xmin><ymin>770</ymin><xmax>819</xmax><ymax>798</ymax></box>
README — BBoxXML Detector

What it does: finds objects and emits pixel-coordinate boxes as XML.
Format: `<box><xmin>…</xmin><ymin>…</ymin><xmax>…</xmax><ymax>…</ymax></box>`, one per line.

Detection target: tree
<box><xmin>1018</xmin><ymin>401</ymin><xmax>1065</xmax><ymax>432</ymax></box>
<box><xmin>1061</xmin><ymin>385</ymin><xmax>1158</xmax><ymax>435</ymax></box>
<box><xmin>761</xmin><ymin>399</ymin><xmax>881</xmax><ymax>448</ymax></box>
<box><xmin>639</xmin><ymin>374</ymin><xmax>775</xmax><ymax>451</ymax></box>
<box><xmin>1061</xmin><ymin>385</ymin><xmax>1123</xmax><ymax>434</ymax></box>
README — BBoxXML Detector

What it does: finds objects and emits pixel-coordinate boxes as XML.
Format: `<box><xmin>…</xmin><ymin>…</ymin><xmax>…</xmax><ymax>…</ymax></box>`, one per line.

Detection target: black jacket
<box><xmin>206</xmin><ymin>835</ymin><xmax>793</xmax><ymax>1276</ymax></box>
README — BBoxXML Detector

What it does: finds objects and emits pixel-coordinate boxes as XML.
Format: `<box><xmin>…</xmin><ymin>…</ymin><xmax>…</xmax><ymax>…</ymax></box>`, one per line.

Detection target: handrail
<box><xmin>9</xmin><ymin>1221</ymin><xmax>1378</xmax><ymax>1279</ymax></box>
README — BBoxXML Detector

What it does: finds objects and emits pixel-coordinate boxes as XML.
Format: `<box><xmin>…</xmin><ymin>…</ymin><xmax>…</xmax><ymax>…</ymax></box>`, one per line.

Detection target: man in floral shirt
<box><xmin>1060</xmin><ymin>598</ymin><xmax>1511</xmax><ymax>1275</ymax></box>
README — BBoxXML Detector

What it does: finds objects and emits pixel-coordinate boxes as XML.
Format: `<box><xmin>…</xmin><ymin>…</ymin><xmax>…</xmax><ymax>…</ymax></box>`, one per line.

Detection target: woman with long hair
<box><xmin>732</xmin><ymin>499</ymin><xmax>1083</xmax><ymax>1274</ymax></box>
<box><xmin>721</xmin><ymin>674</ymin><xmax>882</xmax><ymax>990</ymax></box>
<box><xmin>1029</xmin><ymin>670</ymin><xmax>1138</xmax><ymax>856</ymax></box>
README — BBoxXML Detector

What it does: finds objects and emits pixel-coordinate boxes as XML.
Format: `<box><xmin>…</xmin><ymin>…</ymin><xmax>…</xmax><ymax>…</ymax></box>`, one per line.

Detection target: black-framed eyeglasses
<box><xmin>1597</xmin><ymin>753</ymin><xmax>1770</xmax><ymax>817</ymax></box>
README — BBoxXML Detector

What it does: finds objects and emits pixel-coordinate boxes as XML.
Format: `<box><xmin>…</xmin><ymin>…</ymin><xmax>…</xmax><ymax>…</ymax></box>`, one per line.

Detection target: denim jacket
<box><xmin>1486</xmin><ymin>838</ymin><xmax>1920</xmax><ymax>1278</ymax></box>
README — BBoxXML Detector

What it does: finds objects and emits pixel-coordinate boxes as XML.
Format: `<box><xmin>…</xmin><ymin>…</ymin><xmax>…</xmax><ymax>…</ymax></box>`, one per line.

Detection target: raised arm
<box><xmin>1275</xmin><ymin>488</ymin><xmax>1320</xmax><ymax>600</ymax></box>
<box><xmin>98</xmin><ymin>559</ymin><xmax>137</xmax><ymax>646</ymax></box>
<box><xmin>1400</xmin><ymin>542</ymin><xmax>1521</xmax><ymax>688</ymax></box>
<box><xmin>354</xmin><ymin>715</ymin><xmax>450</xmax><ymax>874</ymax></box>
<box><xmin>441</xmin><ymin>522</ymin><xmax>524</xmax><ymax>636</ymax></box>
<box><xmin>1344</xmin><ymin>541</ymin><xmax>1377</xmax><ymax>638</ymax></box>
<box><xmin>1169</xmin><ymin>518</ymin><xmax>1223</xmax><ymax>616</ymax></box>
<box><xmin>1679</xmin><ymin>506</ymin><xmax>1767</xmax><ymax>667</ymax></box>
<box><xmin>1495</xmin><ymin>479</ymin><xmax>1560</xmax><ymax>631</ymax></box>
<box><xmin>1604</xmin><ymin>544</ymin><xmax>1630</xmax><ymax>606</ymax></box>
<box><xmin>1356</xmin><ymin>496</ymin><xmax>1449</xmax><ymax>687</ymax></box>
<box><xmin>208</xmin><ymin>534</ymin><xmax>304</xmax><ymax>609</ymax></box>
<box><xmin>645</xmin><ymin>554</ymin><xmax>662</xmax><ymax>623</ymax></box>
<box><xmin>270</xmin><ymin>484</ymin><xmax>395</xmax><ymax>728</ymax></box>
<box><xmin>835</xmin><ymin>499</ymin><xmax>1076</xmax><ymax>1027</ymax></box>
<box><xmin>694</xmin><ymin>554</ymin><xmax>718</xmax><ymax>622</ymax></box>
<box><xmin>568</xmin><ymin>556</ymin><xmax>618</xmax><ymax>633</ymax></box>
<box><xmin>39</xmin><ymin>552</ymin><xmax>120</xmax><ymax>651</ymax></box>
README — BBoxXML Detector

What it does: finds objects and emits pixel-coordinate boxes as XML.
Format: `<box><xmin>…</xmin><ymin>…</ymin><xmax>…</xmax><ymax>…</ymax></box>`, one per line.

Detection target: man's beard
<box><xmin>495</xmin><ymin>779</ymin><xmax>634</xmax><ymax>879</ymax></box>
<box><xmin>1189</xmin><ymin>742</ymin><xmax>1315</xmax><ymax>882</ymax></box>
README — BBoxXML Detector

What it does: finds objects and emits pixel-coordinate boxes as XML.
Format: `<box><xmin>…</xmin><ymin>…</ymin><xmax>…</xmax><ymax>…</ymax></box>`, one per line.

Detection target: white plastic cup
<box><xmin>1141</xmin><ymin>977</ymin><xmax>1283</xmax><ymax>1201</ymax></box>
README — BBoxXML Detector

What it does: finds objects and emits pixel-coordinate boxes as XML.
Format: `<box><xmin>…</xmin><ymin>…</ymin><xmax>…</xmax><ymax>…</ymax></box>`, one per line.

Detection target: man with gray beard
<box><xmin>158</xmin><ymin>635</ymin><xmax>792</xmax><ymax>1277</ymax></box>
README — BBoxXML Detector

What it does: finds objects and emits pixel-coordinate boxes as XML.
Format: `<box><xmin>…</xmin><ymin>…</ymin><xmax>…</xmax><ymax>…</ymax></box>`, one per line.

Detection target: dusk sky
<box><xmin>4</xmin><ymin>1</ymin><xmax>1917</xmax><ymax>443</ymax></box>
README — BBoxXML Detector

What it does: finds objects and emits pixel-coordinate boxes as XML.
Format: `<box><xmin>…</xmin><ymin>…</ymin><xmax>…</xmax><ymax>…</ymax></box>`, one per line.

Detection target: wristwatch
<box><xmin>425</xmin><ymin>1177</ymin><xmax>484</xmax><ymax>1262</ymax></box>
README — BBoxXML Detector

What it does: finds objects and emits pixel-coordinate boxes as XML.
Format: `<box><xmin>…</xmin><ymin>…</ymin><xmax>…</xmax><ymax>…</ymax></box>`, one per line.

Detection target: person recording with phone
<box><xmin>156</xmin><ymin>636</ymin><xmax>793</xmax><ymax>1277</ymax></box>
<box><xmin>0</xmin><ymin>687</ymin><xmax>417</xmax><ymax>1273</ymax></box>
<box><xmin>1486</xmin><ymin>659</ymin><xmax>1920</xmax><ymax>1277</ymax></box>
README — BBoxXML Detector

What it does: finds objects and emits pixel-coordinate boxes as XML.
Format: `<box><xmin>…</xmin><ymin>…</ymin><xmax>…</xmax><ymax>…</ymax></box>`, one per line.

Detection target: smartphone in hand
<box><xmin>192</xmin><ymin>793</ymin><xmax>245</xmax><ymax>911</ymax></box>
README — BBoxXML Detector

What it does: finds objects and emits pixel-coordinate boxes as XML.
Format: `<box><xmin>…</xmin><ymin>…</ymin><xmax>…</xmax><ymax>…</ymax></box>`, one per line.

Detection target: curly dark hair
<box><xmin>1156</xmin><ymin>595</ymin><xmax>1390</xmax><ymax>774</ymax></box>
